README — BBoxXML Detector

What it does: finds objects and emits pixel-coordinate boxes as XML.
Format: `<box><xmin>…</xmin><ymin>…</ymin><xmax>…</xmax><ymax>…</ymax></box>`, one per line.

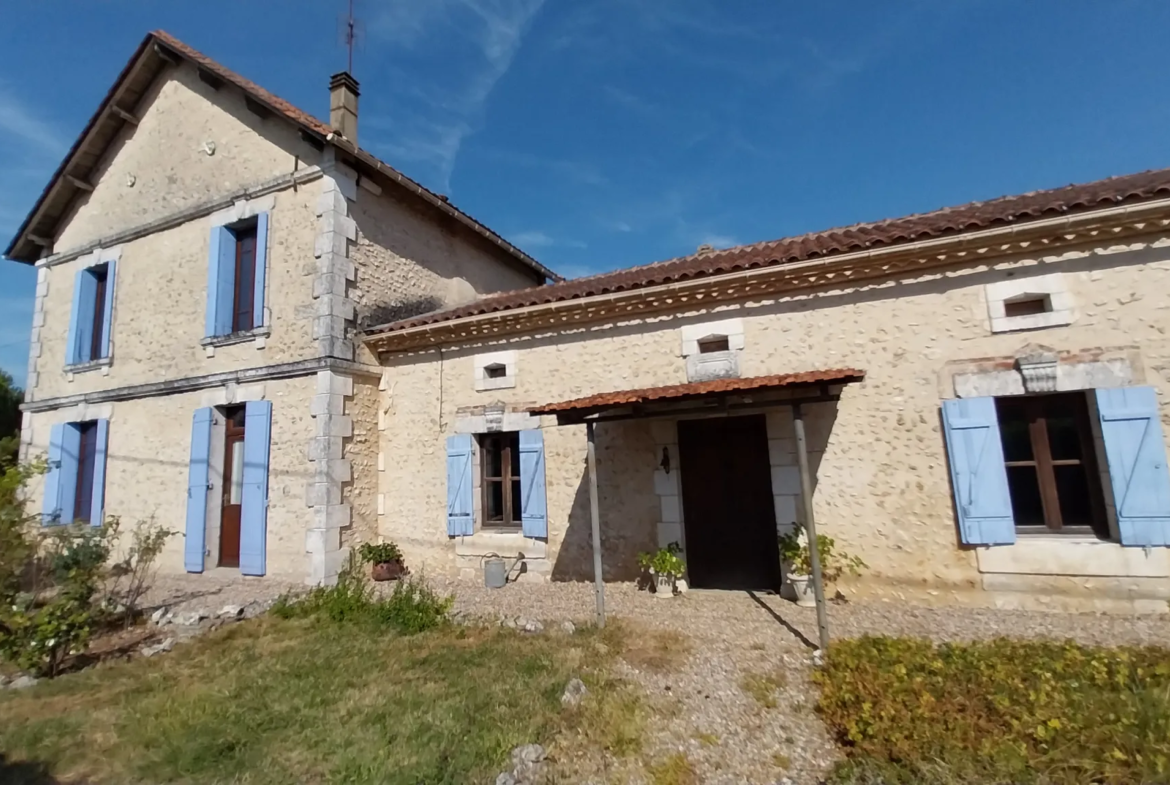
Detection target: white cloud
<box><xmin>512</xmin><ymin>230</ymin><xmax>586</xmax><ymax>249</ymax></box>
<box><xmin>366</xmin><ymin>0</ymin><xmax>546</xmax><ymax>192</ymax></box>
<box><xmin>0</xmin><ymin>84</ymin><xmax>67</xmax><ymax>158</ymax></box>
<box><xmin>697</xmin><ymin>232</ymin><xmax>740</xmax><ymax>250</ymax></box>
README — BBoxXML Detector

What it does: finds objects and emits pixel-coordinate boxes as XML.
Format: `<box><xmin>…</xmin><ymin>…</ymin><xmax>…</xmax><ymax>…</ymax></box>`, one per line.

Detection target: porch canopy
<box><xmin>529</xmin><ymin>368</ymin><xmax>865</xmax><ymax>650</ymax></box>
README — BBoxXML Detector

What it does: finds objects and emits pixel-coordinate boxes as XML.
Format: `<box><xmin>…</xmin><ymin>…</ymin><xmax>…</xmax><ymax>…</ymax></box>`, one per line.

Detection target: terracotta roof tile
<box><xmin>369</xmin><ymin>166</ymin><xmax>1170</xmax><ymax>335</ymax></box>
<box><xmin>529</xmin><ymin>369</ymin><xmax>865</xmax><ymax>416</ymax></box>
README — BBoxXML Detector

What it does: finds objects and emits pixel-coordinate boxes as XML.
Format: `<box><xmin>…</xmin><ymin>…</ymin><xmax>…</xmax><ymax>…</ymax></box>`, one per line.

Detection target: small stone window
<box><xmin>1003</xmin><ymin>295</ymin><xmax>1051</xmax><ymax>319</ymax></box>
<box><xmin>474</xmin><ymin>351</ymin><xmax>517</xmax><ymax>391</ymax></box>
<box><xmin>697</xmin><ymin>335</ymin><xmax>730</xmax><ymax>354</ymax></box>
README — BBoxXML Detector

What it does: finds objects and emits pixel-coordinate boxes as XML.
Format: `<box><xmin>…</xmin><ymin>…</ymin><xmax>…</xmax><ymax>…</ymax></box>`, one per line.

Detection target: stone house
<box><xmin>364</xmin><ymin>170</ymin><xmax>1170</xmax><ymax>613</ymax></box>
<box><xmin>5</xmin><ymin>31</ymin><xmax>555</xmax><ymax>585</ymax></box>
<box><xmin>10</xmin><ymin>33</ymin><xmax>1170</xmax><ymax>614</ymax></box>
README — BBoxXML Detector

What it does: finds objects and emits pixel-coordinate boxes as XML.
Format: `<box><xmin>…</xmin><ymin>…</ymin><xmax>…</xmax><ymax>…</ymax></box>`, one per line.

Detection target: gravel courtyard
<box><xmin>143</xmin><ymin>574</ymin><xmax>1170</xmax><ymax>785</ymax></box>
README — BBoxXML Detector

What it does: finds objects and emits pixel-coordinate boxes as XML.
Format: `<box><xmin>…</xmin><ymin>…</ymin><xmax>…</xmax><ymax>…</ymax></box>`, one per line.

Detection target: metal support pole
<box><xmin>793</xmin><ymin>403</ymin><xmax>830</xmax><ymax>652</ymax></box>
<box><xmin>587</xmin><ymin>421</ymin><xmax>606</xmax><ymax>626</ymax></box>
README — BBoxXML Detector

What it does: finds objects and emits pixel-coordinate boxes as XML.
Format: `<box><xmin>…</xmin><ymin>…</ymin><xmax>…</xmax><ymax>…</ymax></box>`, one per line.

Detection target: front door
<box><xmin>678</xmin><ymin>414</ymin><xmax>780</xmax><ymax>591</ymax></box>
<box><xmin>219</xmin><ymin>407</ymin><xmax>245</xmax><ymax>568</ymax></box>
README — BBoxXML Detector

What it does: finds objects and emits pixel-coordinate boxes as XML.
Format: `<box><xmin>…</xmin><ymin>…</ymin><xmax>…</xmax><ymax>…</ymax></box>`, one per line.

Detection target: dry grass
<box><xmin>613</xmin><ymin>623</ymin><xmax>691</xmax><ymax>673</ymax></box>
<box><xmin>773</xmin><ymin>751</ymin><xmax>792</xmax><ymax>770</ymax></box>
<box><xmin>694</xmin><ymin>731</ymin><xmax>720</xmax><ymax>747</ymax></box>
<box><xmin>740</xmin><ymin>668</ymin><xmax>788</xmax><ymax>709</ymax></box>
<box><xmin>647</xmin><ymin>752</ymin><xmax>699</xmax><ymax>785</ymax></box>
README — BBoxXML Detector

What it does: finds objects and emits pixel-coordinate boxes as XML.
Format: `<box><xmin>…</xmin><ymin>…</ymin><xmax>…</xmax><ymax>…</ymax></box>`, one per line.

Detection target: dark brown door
<box><xmin>678</xmin><ymin>414</ymin><xmax>780</xmax><ymax>591</ymax></box>
<box><xmin>219</xmin><ymin>407</ymin><xmax>246</xmax><ymax>567</ymax></box>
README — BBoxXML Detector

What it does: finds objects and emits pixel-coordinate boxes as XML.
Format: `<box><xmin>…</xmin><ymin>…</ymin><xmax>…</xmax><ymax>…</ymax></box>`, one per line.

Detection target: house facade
<box><xmin>365</xmin><ymin>171</ymin><xmax>1170</xmax><ymax>613</ymax></box>
<box><xmin>6</xmin><ymin>32</ymin><xmax>552</xmax><ymax>585</ymax></box>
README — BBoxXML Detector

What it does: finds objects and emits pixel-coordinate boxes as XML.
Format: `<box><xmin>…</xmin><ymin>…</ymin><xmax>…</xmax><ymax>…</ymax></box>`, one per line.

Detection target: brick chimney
<box><xmin>329</xmin><ymin>72</ymin><xmax>360</xmax><ymax>144</ymax></box>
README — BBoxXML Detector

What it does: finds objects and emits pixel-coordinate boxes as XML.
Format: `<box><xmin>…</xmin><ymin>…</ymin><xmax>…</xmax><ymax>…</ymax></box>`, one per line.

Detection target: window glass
<box><xmin>229</xmin><ymin>440</ymin><xmax>245</xmax><ymax>505</ymax></box>
<box><xmin>480</xmin><ymin>432</ymin><xmax>522</xmax><ymax>527</ymax></box>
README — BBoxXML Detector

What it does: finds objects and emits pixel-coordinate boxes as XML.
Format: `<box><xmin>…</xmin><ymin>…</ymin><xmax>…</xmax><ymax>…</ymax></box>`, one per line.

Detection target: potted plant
<box><xmin>777</xmin><ymin>529</ymin><xmax>865</xmax><ymax>607</ymax></box>
<box><xmin>358</xmin><ymin>541</ymin><xmax>405</xmax><ymax>582</ymax></box>
<box><xmin>637</xmin><ymin>542</ymin><xmax>685</xmax><ymax>598</ymax></box>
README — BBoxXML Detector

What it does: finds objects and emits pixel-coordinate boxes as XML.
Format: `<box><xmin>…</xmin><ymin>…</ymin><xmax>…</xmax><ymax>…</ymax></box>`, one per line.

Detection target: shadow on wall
<box><xmin>551</xmin><ymin>420</ymin><xmax>658</xmax><ymax>583</ymax></box>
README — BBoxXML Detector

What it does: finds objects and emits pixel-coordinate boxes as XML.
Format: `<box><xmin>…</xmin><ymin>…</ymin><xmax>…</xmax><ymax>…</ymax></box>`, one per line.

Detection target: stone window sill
<box><xmin>65</xmin><ymin>358</ymin><xmax>111</xmax><ymax>378</ymax></box>
<box><xmin>455</xmin><ymin>529</ymin><xmax>547</xmax><ymax>558</ymax></box>
<box><xmin>201</xmin><ymin>326</ymin><xmax>271</xmax><ymax>351</ymax></box>
<box><xmin>475</xmin><ymin>375</ymin><xmax>516</xmax><ymax>392</ymax></box>
<box><xmin>976</xmin><ymin>536</ymin><xmax>1168</xmax><ymax>578</ymax></box>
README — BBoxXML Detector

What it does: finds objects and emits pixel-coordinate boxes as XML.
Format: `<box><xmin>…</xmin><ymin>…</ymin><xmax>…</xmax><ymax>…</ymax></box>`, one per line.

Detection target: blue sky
<box><xmin>2</xmin><ymin>1</ymin><xmax>1170</xmax><ymax>386</ymax></box>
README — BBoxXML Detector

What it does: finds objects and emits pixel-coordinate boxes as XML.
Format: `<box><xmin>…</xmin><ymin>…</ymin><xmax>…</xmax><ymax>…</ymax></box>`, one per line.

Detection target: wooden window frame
<box><xmin>231</xmin><ymin>221</ymin><xmax>258</xmax><ymax>333</ymax></box>
<box><xmin>73</xmin><ymin>421</ymin><xmax>99</xmax><ymax>523</ymax></box>
<box><xmin>997</xmin><ymin>393</ymin><xmax>1106</xmax><ymax>536</ymax></box>
<box><xmin>480</xmin><ymin>432</ymin><xmax>521</xmax><ymax>529</ymax></box>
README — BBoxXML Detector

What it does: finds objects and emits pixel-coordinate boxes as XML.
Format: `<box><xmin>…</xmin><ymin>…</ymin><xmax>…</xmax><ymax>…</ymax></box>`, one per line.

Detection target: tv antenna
<box><xmin>338</xmin><ymin>0</ymin><xmax>364</xmax><ymax>74</ymax></box>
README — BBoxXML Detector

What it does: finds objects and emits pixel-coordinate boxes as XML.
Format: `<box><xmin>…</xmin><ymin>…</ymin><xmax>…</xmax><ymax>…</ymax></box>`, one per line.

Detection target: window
<box><xmin>484</xmin><ymin>363</ymin><xmax>507</xmax><ymax>379</ymax></box>
<box><xmin>697</xmin><ymin>334</ymin><xmax>730</xmax><ymax>354</ymax></box>
<box><xmin>1004</xmin><ymin>296</ymin><xmax>1050</xmax><ymax>318</ymax></box>
<box><xmin>67</xmin><ymin>262</ymin><xmax>115</xmax><ymax>365</ymax></box>
<box><xmin>73</xmin><ymin>422</ymin><xmax>100</xmax><ymax>523</ymax></box>
<box><xmin>481</xmin><ymin>432</ymin><xmax>521</xmax><ymax>528</ymax></box>
<box><xmin>232</xmin><ymin>223</ymin><xmax>258</xmax><ymax>333</ymax></box>
<box><xmin>997</xmin><ymin>393</ymin><xmax>1107</xmax><ymax>537</ymax></box>
<box><xmin>42</xmin><ymin>420</ymin><xmax>108</xmax><ymax>526</ymax></box>
<box><xmin>207</xmin><ymin>214</ymin><xmax>268</xmax><ymax>338</ymax></box>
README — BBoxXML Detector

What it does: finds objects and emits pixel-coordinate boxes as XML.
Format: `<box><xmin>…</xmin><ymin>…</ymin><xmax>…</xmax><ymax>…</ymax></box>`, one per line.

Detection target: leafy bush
<box><xmin>1</xmin><ymin>522</ymin><xmax>117</xmax><ymax>676</ymax></box>
<box><xmin>357</xmin><ymin>540</ymin><xmax>403</xmax><ymax>564</ymax></box>
<box><xmin>777</xmin><ymin>529</ymin><xmax>864</xmax><ymax>582</ymax></box>
<box><xmin>815</xmin><ymin>635</ymin><xmax>1170</xmax><ymax>785</ymax></box>
<box><xmin>273</xmin><ymin>556</ymin><xmax>451</xmax><ymax>635</ymax></box>
<box><xmin>637</xmin><ymin>542</ymin><xmax>685</xmax><ymax>579</ymax></box>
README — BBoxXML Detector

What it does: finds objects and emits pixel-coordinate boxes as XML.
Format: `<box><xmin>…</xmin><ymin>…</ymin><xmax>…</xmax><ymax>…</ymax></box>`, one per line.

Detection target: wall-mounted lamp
<box><xmin>660</xmin><ymin>446</ymin><xmax>671</xmax><ymax>474</ymax></box>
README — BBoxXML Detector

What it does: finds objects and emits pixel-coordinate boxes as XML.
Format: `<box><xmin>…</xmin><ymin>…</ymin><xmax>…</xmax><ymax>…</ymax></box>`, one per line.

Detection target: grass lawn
<box><xmin>0</xmin><ymin>616</ymin><xmax>635</xmax><ymax>785</ymax></box>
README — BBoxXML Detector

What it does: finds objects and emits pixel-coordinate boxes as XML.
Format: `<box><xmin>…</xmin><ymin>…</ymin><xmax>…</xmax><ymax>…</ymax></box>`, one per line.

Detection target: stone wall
<box><xmin>22</xmin><ymin>375</ymin><xmax>318</xmax><ymax>580</ymax></box>
<box><xmin>54</xmin><ymin>60</ymin><xmax>322</xmax><ymax>255</ymax></box>
<box><xmin>348</xmin><ymin>187</ymin><xmax>544</xmax><ymax>336</ymax></box>
<box><xmin>376</xmin><ymin>237</ymin><xmax>1170</xmax><ymax>611</ymax></box>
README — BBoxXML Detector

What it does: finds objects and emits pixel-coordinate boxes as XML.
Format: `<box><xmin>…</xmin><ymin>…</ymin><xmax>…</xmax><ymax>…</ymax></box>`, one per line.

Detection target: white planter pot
<box><xmin>654</xmin><ymin>573</ymin><xmax>675</xmax><ymax>598</ymax></box>
<box><xmin>789</xmin><ymin>574</ymin><xmax>816</xmax><ymax>607</ymax></box>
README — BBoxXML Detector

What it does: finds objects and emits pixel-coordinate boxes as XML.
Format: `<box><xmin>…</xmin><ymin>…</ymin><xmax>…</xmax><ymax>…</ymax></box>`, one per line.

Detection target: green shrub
<box><xmin>357</xmin><ymin>540</ymin><xmax>403</xmax><ymax>564</ymax></box>
<box><xmin>815</xmin><ymin>635</ymin><xmax>1170</xmax><ymax>784</ymax></box>
<box><xmin>273</xmin><ymin>557</ymin><xmax>451</xmax><ymax>635</ymax></box>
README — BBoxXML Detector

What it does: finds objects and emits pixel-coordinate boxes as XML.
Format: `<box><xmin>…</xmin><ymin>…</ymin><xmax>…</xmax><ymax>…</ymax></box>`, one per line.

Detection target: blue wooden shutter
<box><xmin>57</xmin><ymin>423</ymin><xmax>82</xmax><ymax>524</ymax></box>
<box><xmin>42</xmin><ymin>423</ymin><xmax>65</xmax><ymax>524</ymax></box>
<box><xmin>519</xmin><ymin>429</ymin><xmax>548</xmax><ymax>538</ymax></box>
<box><xmin>98</xmin><ymin>261</ymin><xmax>116</xmax><ymax>359</ymax></box>
<box><xmin>67</xmin><ymin>268</ymin><xmax>98</xmax><ymax>364</ymax></box>
<box><xmin>65</xmin><ymin>271</ymin><xmax>84</xmax><ymax>365</ymax></box>
<box><xmin>253</xmin><ymin>212</ymin><xmax>269</xmax><ymax>329</ymax></box>
<box><xmin>941</xmin><ymin>397</ymin><xmax>1016</xmax><ymax>545</ymax></box>
<box><xmin>1096</xmin><ymin>386</ymin><xmax>1170</xmax><ymax>546</ymax></box>
<box><xmin>184</xmin><ymin>408</ymin><xmax>213</xmax><ymax>573</ymax></box>
<box><xmin>240</xmin><ymin>400</ymin><xmax>272</xmax><ymax>576</ymax></box>
<box><xmin>446</xmin><ymin>434</ymin><xmax>474</xmax><ymax>536</ymax></box>
<box><xmin>205</xmin><ymin>225</ymin><xmax>235</xmax><ymax>337</ymax></box>
<box><xmin>89</xmin><ymin>420</ymin><xmax>109</xmax><ymax>527</ymax></box>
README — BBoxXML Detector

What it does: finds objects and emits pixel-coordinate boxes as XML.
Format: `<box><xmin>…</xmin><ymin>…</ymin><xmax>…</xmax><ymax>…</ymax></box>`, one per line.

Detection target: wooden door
<box><xmin>219</xmin><ymin>408</ymin><xmax>245</xmax><ymax>567</ymax></box>
<box><xmin>677</xmin><ymin>415</ymin><xmax>780</xmax><ymax>591</ymax></box>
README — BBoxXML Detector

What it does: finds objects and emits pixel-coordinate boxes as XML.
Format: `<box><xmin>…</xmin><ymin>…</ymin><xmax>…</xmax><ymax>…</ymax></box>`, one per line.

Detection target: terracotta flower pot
<box><xmin>371</xmin><ymin>560</ymin><xmax>405</xmax><ymax>582</ymax></box>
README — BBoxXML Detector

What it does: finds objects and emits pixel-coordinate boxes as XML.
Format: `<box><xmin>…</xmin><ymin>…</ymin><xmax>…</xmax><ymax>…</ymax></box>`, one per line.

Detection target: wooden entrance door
<box><xmin>677</xmin><ymin>415</ymin><xmax>780</xmax><ymax>591</ymax></box>
<box><xmin>219</xmin><ymin>407</ymin><xmax>246</xmax><ymax>567</ymax></box>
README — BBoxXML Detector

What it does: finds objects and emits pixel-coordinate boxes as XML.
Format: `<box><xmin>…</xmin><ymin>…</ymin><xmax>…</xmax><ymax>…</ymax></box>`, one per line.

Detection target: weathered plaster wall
<box><xmin>31</xmin><ymin>184</ymin><xmax>318</xmax><ymax>401</ymax></box>
<box><xmin>348</xmin><ymin>187</ymin><xmax>543</xmax><ymax>334</ymax></box>
<box><xmin>22</xmin><ymin>375</ymin><xmax>318</xmax><ymax>580</ymax></box>
<box><xmin>377</xmin><ymin>238</ymin><xmax>1170</xmax><ymax>611</ymax></box>
<box><xmin>347</xmin><ymin>373</ymin><xmax>381</xmax><ymax>550</ymax></box>
<box><xmin>54</xmin><ymin>60</ymin><xmax>321</xmax><ymax>254</ymax></box>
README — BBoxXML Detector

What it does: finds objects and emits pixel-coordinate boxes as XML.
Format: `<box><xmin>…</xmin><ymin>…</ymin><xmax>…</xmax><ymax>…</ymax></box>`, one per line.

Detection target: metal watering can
<box><xmin>482</xmin><ymin>553</ymin><xmax>509</xmax><ymax>589</ymax></box>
